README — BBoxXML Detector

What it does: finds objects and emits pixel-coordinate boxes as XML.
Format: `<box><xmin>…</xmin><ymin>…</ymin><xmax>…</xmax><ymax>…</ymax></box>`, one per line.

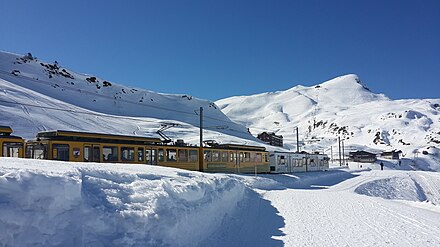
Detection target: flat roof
<box><xmin>37</xmin><ymin>130</ymin><xmax>162</xmax><ymax>144</ymax></box>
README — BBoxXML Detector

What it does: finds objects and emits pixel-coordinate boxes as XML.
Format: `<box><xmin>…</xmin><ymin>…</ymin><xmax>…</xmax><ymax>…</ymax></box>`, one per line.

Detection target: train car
<box><xmin>270</xmin><ymin>151</ymin><xmax>329</xmax><ymax>173</ymax></box>
<box><xmin>24</xmin><ymin>129</ymin><xmax>270</xmax><ymax>174</ymax></box>
<box><xmin>144</xmin><ymin>144</ymin><xmax>201</xmax><ymax>171</ymax></box>
<box><xmin>0</xmin><ymin>126</ymin><xmax>24</xmax><ymax>158</ymax></box>
<box><xmin>25</xmin><ymin>130</ymin><xmax>162</xmax><ymax>163</ymax></box>
<box><xmin>202</xmin><ymin>144</ymin><xmax>270</xmax><ymax>173</ymax></box>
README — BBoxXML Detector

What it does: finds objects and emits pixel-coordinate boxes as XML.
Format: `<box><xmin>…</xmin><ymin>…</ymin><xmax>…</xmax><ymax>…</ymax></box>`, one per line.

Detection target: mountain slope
<box><xmin>0</xmin><ymin>51</ymin><xmax>264</xmax><ymax>147</ymax></box>
<box><xmin>216</xmin><ymin>74</ymin><xmax>440</xmax><ymax>170</ymax></box>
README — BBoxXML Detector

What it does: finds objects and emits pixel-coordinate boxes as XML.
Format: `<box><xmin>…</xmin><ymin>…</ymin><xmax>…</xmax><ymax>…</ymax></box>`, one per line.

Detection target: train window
<box><xmin>239</xmin><ymin>152</ymin><xmax>244</xmax><ymax>162</ymax></box>
<box><xmin>278</xmin><ymin>155</ymin><xmax>286</xmax><ymax>165</ymax></box>
<box><xmin>151</xmin><ymin>149</ymin><xmax>157</xmax><ymax>164</ymax></box>
<box><xmin>138</xmin><ymin>147</ymin><xmax>144</xmax><ymax>162</ymax></box>
<box><xmin>121</xmin><ymin>147</ymin><xmax>135</xmax><ymax>161</ymax></box>
<box><xmin>93</xmin><ymin>146</ymin><xmax>101</xmax><ymax>162</ymax></box>
<box><xmin>265</xmin><ymin>154</ymin><xmax>270</xmax><ymax>162</ymax></box>
<box><xmin>189</xmin><ymin>150</ymin><xmax>198</xmax><ymax>162</ymax></box>
<box><xmin>250</xmin><ymin>152</ymin><xmax>257</xmax><ymax>162</ymax></box>
<box><xmin>84</xmin><ymin>146</ymin><xmax>92</xmax><ymax>161</ymax></box>
<box><xmin>244</xmin><ymin>152</ymin><xmax>250</xmax><ymax>162</ymax></box>
<box><xmin>52</xmin><ymin>144</ymin><xmax>69</xmax><ymax>161</ymax></box>
<box><xmin>221</xmin><ymin>152</ymin><xmax>228</xmax><ymax>162</ymax></box>
<box><xmin>167</xmin><ymin>149</ymin><xmax>177</xmax><ymax>162</ymax></box>
<box><xmin>212</xmin><ymin>151</ymin><xmax>220</xmax><ymax>162</ymax></box>
<box><xmin>229</xmin><ymin>152</ymin><xmax>235</xmax><ymax>162</ymax></box>
<box><xmin>25</xmin><ymin>144</ymin><xmax>33</xmax><ymax>158</ymax></box>
<box><xmin>103</xmin><ymin>146</ymin><xmax>118</xmax><ymax>162</ymax></box>
<box><xmin>256</xmin><ymin>153</ymin><xmax>262</xmax><ymax>162</ymax></box>
<box><xmin>2</xmin><ymin>142</ymin><xmax>22</xmax><ymax>157</ymax></box>
<box><xmin>158</xmin><ymin>149</ymin><xmax>164</xmax><ymax>162</ymax></box>
<box><xmin>204</xmin><ymin>150</ymin><xmax>211</xmax><ymax>161</ymax></box>
<box><xmin>32</xmin><ymin>143</ymin><xmax>48</xmax><ymax>159</ymax></box>
<box><xmin>178</xmin><ymin>149</ymin><xmax>188</xmax><ymax>162</ymax></box>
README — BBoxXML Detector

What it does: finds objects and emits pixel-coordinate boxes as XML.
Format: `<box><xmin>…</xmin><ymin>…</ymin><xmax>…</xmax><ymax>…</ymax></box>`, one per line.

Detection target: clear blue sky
<box><xmin>1</xmin><ymin>0</ymin><xmax>439</xmax><ymax>100</ymax></box>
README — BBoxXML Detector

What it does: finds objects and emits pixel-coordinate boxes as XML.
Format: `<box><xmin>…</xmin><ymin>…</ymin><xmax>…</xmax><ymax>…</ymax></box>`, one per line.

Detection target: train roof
<box><xmin>207</xmin><ymin>143</ymin><xmax>266</xmax><ymax>152</ymax></box>
<box><xmin>0</xmin><ymin>126</ymin><xmax>13</xmax><ymax>135</ymax></box>
<box><xmin>36</xmin><ymin>130</ymin><xmax>162</xmax><ymax>144</ymax></box>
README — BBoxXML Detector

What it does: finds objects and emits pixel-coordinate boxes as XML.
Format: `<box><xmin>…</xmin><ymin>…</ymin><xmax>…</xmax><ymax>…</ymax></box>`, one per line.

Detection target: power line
<box><xmin>0</xmin><ymin>69</ymin><xmax>199</xmax><ymax>117</ymax></box>
<box><xmin>0</xmin><ymin>99</ymin><xmax>192</xmax><ymax>127</ymax></box>
<box><xmin>0</xmin><ymin>69</ymin><xmax>254</xmax><ymax>136</ymax></box>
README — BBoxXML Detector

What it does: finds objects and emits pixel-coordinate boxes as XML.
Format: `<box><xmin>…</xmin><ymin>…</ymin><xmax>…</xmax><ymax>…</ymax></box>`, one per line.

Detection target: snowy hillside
<box><xmin>0</xmin><ymin>51</ymin><xmax>265</xmax><ymax>147</ymax></box>
<box><xmin>216</xmin><ymin>74</ymin><xmax>440</xmax><ymax>170</ymax></box>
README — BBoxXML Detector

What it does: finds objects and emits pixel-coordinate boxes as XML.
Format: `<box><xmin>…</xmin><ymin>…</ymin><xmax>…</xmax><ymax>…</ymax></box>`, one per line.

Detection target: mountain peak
<box><xmin>318</xmin><ymin>74</ymin><xmax>369</xmax><ymax>90</ymax></box>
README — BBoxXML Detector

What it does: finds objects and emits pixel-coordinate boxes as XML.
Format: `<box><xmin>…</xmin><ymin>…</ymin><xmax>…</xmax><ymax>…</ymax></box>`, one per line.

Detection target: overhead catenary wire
<box><xmin>0</xmin><ymin>68</ymin><xmax>255</xmax><ymax>136</ymax></box>
<box><xmin>0</xmin><ymin>68</ymin><xmax>245</xmax><ymax>125</ymax></box>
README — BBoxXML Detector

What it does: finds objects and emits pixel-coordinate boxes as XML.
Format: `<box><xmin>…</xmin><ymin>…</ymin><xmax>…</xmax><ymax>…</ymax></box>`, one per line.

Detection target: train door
<box><xmin>236</xmin><ymin>151</ymin><xmax>243</xmax><ymax>173</ymax></box>
<box><xmin>84</xmin><ymin>144</ymin><xmax>101</xmax><ymax>162</ymax></box>
<box><xmin>146</xmin><ymin>148</ymin><xmax>157</xmax><ymax>165</ymax></box>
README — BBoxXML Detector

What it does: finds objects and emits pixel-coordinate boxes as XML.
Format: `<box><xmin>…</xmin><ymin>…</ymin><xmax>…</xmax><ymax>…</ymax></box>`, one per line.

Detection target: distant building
<box><xmin>257</xmin><ymin>132</ymin><xmax>283</xmax><ymax>147</ymax></box>
<box><xmin>381</xmin><ymin>150</ymin><xmax>402</xmax><ymax>160</ymax></box>
<box><xmin>348</xmin><ymin>151</ymin><xmax>377</xmax><ymax>163</ymax></box>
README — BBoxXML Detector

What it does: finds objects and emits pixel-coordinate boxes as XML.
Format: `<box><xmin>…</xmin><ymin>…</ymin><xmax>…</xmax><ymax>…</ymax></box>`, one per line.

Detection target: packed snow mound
<box><xmin>0</xmin><ymin>51</ymin><xmax>260</xmax><ymax>144</ymax></box>
<box><xmin>216</xmin><ymin>75</ymin><xmax>440</xmax><ymax>170</ymax></box>
<box><xmin>0</xmin><ymin>158</ymin><xmax>246</xmax><ymax>247</ymax></box>
<box><xmin>354</xmin><ymin>171</ymin><xmax>440</xmax><ymax>205</ymax></box>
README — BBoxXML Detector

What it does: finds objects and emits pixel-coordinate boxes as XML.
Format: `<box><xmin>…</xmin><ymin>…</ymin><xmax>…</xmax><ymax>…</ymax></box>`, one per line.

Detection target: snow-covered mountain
<box><xmin>0</xmin><ymin>51</ymin><xmax>266</xmax><ymax>147</ymax></box>
<box><xmin>1</xmin><ymin>51</ymin><xmax>438</xmax><ymax>169</ymax></box>
<box><xmin>216</xmin><ymin>74</ymin><xmax>440</xmax><ymax>170</ymax></box>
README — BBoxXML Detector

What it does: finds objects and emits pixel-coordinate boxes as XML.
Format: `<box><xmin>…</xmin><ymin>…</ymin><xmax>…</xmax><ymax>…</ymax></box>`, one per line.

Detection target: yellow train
<box><xmin>4</xmin><ymin>127</ymin><xmax>270</xmax><ymax>173</ymax></box>
<box><xmin>0</xmin><ymin>126</ymin><xmax>24</xmax><ymax>158</ymax></box>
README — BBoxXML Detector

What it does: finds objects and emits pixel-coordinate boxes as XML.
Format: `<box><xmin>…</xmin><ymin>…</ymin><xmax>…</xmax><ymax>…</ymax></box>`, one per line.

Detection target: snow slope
<box><xmin>2</xmin><ymin>159</ymin><xmax>440</xmax><ymax>246</ymax></box>
<box><xmin>0</xmin><ymin>51</ymin><xmax>267</xmax><ymax>147</ymax></box>
<box><xmin>216</xmin><ymin>74</ymin><xmax>440</xmax><ymax>170</ymax></box>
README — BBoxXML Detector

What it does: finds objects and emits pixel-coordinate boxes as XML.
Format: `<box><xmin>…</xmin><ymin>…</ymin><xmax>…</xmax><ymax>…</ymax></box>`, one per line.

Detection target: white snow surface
<box><xmin>216</xmin><ymin>74</ymin><xmax>440</xmax><ymax>170</ymax></box>
<box><xmin>0</xmin><ymin>158</ymin><xmax>245</xmax><ymax>247</ymax></box>
<box><xmin>2</xmin><ymin>158</ymin><xmax>440</xmax><ymax>246</ymax></box>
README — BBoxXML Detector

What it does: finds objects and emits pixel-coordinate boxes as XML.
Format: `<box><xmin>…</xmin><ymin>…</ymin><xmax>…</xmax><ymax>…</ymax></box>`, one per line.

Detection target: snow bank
<box><xmin>354</xmin><ymin>171</ymin><xmax>440</xmax><ymax>205</ymax></box>
<box><xmin>0</xmin><ymin>158</ymin><xmax>245</xmax><ymax>247</ymax></box>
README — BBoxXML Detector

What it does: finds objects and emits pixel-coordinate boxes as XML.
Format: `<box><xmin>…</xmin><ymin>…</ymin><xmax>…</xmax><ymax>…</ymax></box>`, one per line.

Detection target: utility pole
<box><xmin>330</xmin><ymin>146</ymin><xmax>333</xmax><ymax>164</ymax></box>
<box><xmin>199</xmin><ymin>107</ymin><xmax>203</xmax><ymax>148</ymax></box>
<box><xmin>338</xmin><ymin>136</ymin><xmax>342</xmax><ymax>166</ymax></box>
<box><xmin>342</xmin><ymin>139</ymin><xmax>345</xmax><ymax>166</ymax></box>
<box><xmin>199</xmin><ymin>107</ymin><xmax>204</xmax><ymax>172</ymax></box>
<box><xmin>296</xmin><ymin>127</ymin><xmax>299</xmax><ymax>153</ymax></box>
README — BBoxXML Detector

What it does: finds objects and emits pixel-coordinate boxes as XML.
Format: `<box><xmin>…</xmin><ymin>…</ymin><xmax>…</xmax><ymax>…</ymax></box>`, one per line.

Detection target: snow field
<box><xmin>2</xmin><ymin>158</ymin><xmax>440</xmax><ymax>247</ymax></box>
<box><xmin>0</xmin><ymin>158</ymin><xmax>245</xmax><ymax>247</ymax></box>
